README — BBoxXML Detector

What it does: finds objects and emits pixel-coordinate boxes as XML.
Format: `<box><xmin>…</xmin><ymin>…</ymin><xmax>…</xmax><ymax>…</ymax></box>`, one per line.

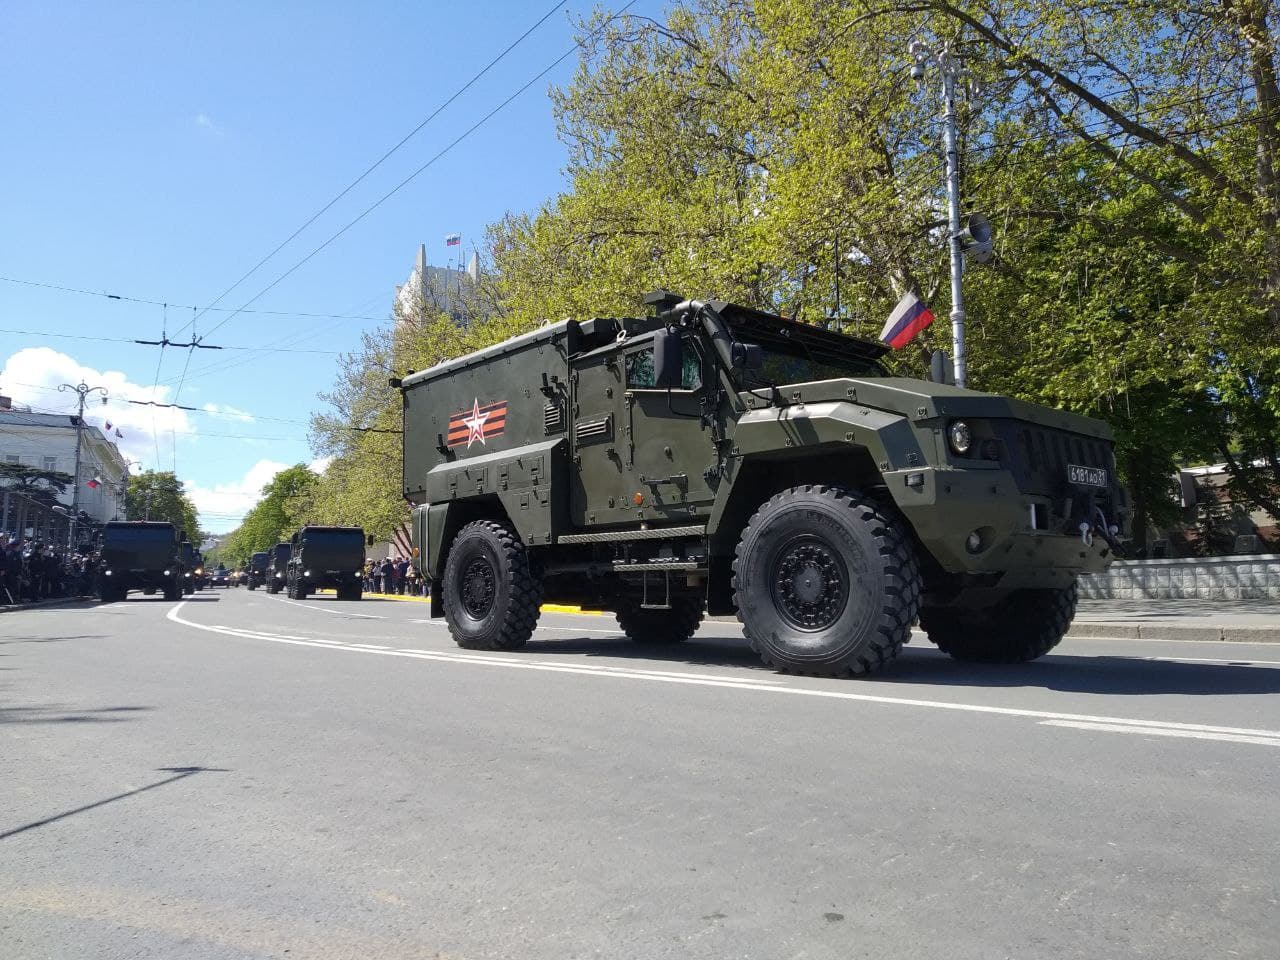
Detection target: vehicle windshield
<box><xmin>302</xmin><ymin>530</ymin><xmax>363</xmax><ymax>549</ymax></box>
<box><xmin>103</xmin><ymin>528</ymin><xmax>173</xmax><ymax>546</ymax></box>
<box><xmin>749</xmin><ymin>344</ymin><xmax>885</xmax><ymax>385</ymax></box>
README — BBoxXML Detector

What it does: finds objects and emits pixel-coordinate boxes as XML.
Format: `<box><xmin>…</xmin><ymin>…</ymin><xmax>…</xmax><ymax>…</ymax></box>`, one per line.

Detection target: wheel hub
<box><xmin>461</xmin><ymin>557</ymin><xmax>496</xmax><ymax>619</ymax></box>
<box><xmin>772</xmin><ymin>539</ymin><xmax>848</xmax><ymax>631</ymax></box>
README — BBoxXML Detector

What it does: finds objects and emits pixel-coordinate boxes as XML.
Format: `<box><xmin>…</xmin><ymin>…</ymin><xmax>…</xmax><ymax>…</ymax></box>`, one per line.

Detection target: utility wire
<box><xmin>0</xmin><ymin>275</ymin><xmax>392</xmax><ymax>323</ymax></box>
<box><xmin>197</xmin><ymin>1</ymin><xmax>638</xmax><ymax>347</ymax></box>
<box><xmin>0</xmin><ymin>328</ymin><xmax>343</xmax><ymax>353</ymax></box>
<box><xmin>172</xmin><ymin>0</ymin><xmax>569</xmax><ymax>339</ymax></box>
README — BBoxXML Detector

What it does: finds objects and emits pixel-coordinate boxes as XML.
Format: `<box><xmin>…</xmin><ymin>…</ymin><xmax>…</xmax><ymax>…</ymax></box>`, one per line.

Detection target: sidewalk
<box><xmin>1070</xmin><ymin>598</ymin><xmax>1280</xmax><ymax>642</ymax></box>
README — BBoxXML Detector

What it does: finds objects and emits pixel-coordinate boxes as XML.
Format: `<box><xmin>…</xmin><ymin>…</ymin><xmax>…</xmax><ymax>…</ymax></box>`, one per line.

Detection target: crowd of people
<box><xmin>1</xmin><ymin>533</ymin><xmax>97</xmax><ymax>604</ymax></box>
<box><xmin>362</xmin><ymin>556</ymin><xmax>427</xmax><ymax>597</ymax></box>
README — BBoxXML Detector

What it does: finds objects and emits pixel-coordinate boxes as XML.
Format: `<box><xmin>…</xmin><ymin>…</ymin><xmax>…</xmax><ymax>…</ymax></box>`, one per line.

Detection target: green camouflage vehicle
<box><xmin>98</xmin><ymin>521</ymin><xmax>183</xmax><ymax>603</ymax></box>
<box><xmin>285</xmin><ymin>526</ymin><xmax>366</xmax><ymax>600</ymax></box>
<box><xmin>398</xmin><ymin>293</ymin><xmax>1128</xmax><ymax>676</ymax></box>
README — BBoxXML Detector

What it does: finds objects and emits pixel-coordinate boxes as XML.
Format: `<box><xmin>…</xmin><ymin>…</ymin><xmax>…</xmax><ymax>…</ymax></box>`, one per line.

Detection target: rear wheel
<box><xmin>615</xmin><ymin>596</ymin><xmax>704</xmax><ymax>644</ymax></box>
<box><xmin>920</xmin><ymin>581</ymin><xmax>1078</xmax><ymax>663</ymax></box>
<box><xmin>442</xmin><ymin>519</ymin><xmax>542</xmax><ymax>650</ymax></box>
<box><xmin>163</xmin><ymin>581</ymin><xmax>180</xmax><ymax>601</ymax></box>
<box><xmin>733</xmin><ymin>485</ymin><xmax>921</xmax><ymax>676</ymax></box>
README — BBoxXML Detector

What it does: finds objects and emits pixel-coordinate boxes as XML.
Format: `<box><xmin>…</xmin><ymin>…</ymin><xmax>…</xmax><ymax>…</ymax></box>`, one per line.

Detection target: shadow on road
<box><xmin>527</xmin><ymin>634</ymin><xmax>1280</xmax><ymax>695</ymax></box>
<box><xmin>0</xmin><ymin>704</ymin><xmax>152</xmax><ymax>725</ymax></box>
<box><xmin>886</xmin><ymin>648</ymin><xmax>1280</xmax><ymax>696</ymax></box>
<box><xmin>0</xmin><ymin>635</ymin><xmax>107</xmax><ymax>645</ymax></box>
<box><xmin>0</xmin><ymin>765</ymin><xmax>228</xmax><ymax>840</ymax></box>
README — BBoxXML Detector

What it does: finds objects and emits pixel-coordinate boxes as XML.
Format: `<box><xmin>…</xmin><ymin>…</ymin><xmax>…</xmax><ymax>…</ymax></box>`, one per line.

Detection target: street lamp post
<box><xmin>58</xmin><ymin>381</ymin><xmax>108</xmax><ymax>548</ymax></box>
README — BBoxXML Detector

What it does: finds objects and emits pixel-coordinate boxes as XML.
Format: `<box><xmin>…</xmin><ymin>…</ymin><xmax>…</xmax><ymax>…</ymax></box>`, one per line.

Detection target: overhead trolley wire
<box><xmin>171</xmin><ymin>0</ymin><xmax>568</xmax><ymax>340</ymax></box>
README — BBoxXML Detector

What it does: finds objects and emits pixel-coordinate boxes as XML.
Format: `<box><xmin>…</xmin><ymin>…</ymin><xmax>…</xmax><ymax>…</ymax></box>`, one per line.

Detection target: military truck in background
<box><xmin>285</xmin><ymin>526</ymin><xmax>366</xmax><ymax>600</ymax></box>
<box><xmin>265</xmin><ymin>542</ymin><xmax>291</xmax><ymax>594</ymax></box>
<box><xmin>179</xmin><ymin>540</ymin><xmax>204</xmax><ymax>594</ymax></box>
<box><xmin>397</xmin><ymin>292</ymin><xmax>1128</xmax><ymax>677</ymax></box>
<box><xmin>245</xmin><ymin>552</ymin><xmax>269</xmax><ymax>590</ymax></box>
<box><xmin>98</xmin><ymin>521</ymin><xmax>183</xmax><ymax>603</ymax></box>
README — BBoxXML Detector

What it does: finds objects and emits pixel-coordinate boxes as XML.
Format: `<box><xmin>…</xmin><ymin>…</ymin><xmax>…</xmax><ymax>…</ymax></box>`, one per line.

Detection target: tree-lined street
<box><xmin>3</xmin><ymin>592</ymin><xmax>1277</xmax><ymax>958</ymax></box>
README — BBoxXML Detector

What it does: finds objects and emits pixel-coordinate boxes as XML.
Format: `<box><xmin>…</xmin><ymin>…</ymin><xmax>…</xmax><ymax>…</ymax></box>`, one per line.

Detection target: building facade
<box><xmin>0</xmin><ymin>403</ymin><xmax>129</xmax><ymax>524</ymax></box>
<box><xmin>395</xmin><ymin>243</ymin><xmax>479</xmax><ymax>324</ymax></box>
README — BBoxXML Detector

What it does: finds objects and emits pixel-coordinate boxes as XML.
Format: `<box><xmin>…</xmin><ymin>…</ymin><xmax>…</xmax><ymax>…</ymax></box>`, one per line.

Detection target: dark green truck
<box><xmin>398</xmin><ymin>293</ymin><xmax>1128</xmax><ymax>676</ymax></box>
<box><xmin>98</xmin><ymin>521</ymin><xmax>183</xmax><ymax>603</ymax></box>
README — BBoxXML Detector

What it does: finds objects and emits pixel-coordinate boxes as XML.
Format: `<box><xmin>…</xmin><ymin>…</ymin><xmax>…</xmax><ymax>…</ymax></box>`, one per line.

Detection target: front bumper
<box><xmin>891</xmin><ymin>466</ymin><xmax>1126</xmax><ymax>586</ymax></box>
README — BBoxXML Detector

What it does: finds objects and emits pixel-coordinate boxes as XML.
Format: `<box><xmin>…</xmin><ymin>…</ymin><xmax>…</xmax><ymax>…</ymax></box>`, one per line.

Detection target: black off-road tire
<box><xmin>733</xmin><ymin>485</ymin><xmax>921</xmax><ymax>676</ymax></box>
<box><xmin>286</xmin><ymin>577</ymin><xmax>299</xmax><ymax>599</ymax></box>
<box><xmin>442</xmin><ymin>519</ymin><xmax>542</xmax><ymax>651</ymax></box>
<box><xmin>615</xmin><ymin>596</ymin><xmax>704</xmax><ymax>644</ymax></box>
<box><xmin>99</xmin><ymin>585</ymin><xmax>123</xmax><ymax>603</ymax></box>
<box><xmin>920</xmin><ymin>581</ymin><xmax>1078</xmax><ymax>663</ymax></box>
<box><xmin>163</xmin><ymin>581</ymin><xmax>181</xmax><ymax>601</ymax></box>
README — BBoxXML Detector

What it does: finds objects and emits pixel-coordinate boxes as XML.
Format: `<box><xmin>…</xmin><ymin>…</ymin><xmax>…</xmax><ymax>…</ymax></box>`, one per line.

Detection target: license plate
<box><xmin>1067</xmin><ymin>464</ymin><xmax>1107</xmax><ymax>487</ymax></box>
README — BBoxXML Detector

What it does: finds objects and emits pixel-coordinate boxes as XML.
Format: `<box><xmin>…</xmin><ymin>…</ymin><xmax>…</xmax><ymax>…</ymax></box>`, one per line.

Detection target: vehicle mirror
<box><xmin>291</xmin><ymin>533</ymin><xmax>299</xmax><ymax>545</ymax></box>
<box><xmin>731</xmin><ymin>342</ymin><xmax>764</xmax><ymax>372</ymax></box>
<box><xmin>366</xmin><ymin>534</ymin><xmax>375</xmax><ymax>547</ymax></box>
<box><xmin>653</xmin><ymin>329</ymin><xmax>683</xmax><ymax>389</ymax></box>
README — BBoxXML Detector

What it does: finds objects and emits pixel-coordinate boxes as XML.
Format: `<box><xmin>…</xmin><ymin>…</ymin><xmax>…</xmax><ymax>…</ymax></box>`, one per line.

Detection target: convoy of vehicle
<box><xmin>88</xmin><ymin>290</ymin><xmax>1128</xmax><ymax>678</ymax></box>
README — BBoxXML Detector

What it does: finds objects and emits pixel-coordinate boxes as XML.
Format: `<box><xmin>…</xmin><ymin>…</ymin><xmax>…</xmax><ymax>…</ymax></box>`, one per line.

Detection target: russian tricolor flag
<box><xmin>878</xmin><ymin>290</ymin><xmax>935</xmax><ymax>349</ymax></box>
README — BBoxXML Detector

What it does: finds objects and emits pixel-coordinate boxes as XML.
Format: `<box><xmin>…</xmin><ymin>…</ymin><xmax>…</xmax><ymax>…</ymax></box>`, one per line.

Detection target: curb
<box><xmin>312</xmin><ymin>590</ymin><xmax>607</xmax><ymax>616</ymax></box>
<box><xmin>1066</xmin><ymin>621</ymin><xmax>1280</xmax><ymax>643</ymax></box>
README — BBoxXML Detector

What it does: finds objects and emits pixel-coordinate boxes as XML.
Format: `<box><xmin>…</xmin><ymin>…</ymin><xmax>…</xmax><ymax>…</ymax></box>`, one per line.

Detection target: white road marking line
<box><xmin>347</xmin><ymin>643</ymin><xmax>390</xmax><ymax>650</ymax></box>
<box><xmin>262</xmin><ymin>594</ymin><xmax>386</xmax><ymax>619</ymax></box>
<box><xmin>1068</xmin><ymin>633</ymin><xmax>1280</xmax><ymax>646</ymax></box>
<box><xmin>1137</xmin><ymin>655</ymin><xmax>1280</xmax><ymax>667</ymax></box>
<box><xmin>1040</xmin><ymin>720</ymin><xmax>1280</xmax><ymax>747</ymax></box>
<box><xmin>166</xmin><ymin>603</ymin><xmax>1278</xmax><ymax>745</ymax></box>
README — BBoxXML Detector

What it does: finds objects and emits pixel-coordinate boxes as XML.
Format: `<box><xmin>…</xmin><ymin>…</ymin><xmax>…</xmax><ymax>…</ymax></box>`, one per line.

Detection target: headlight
<box><xmin>104</xmin><ymin>570</ymin><xmax>112</xmax><ymax>576</ymax></box>
<box><xmin>185</xmin><ymin>573</ymin><xmax>191</xmax><ymax>578</ymax></box>
<box><xmin>304</xmin><ymin>570</ymin><xmax>311</xmax><ymax>577</ymax></box>
<box><xmin>164</xmin><ymin>569</ymin><xmax>171</xmax><ymax>576</ymax></box>
<box><xmin>276</xmin><ymin>573</ymin><xmax>282</xmax><ymax>579</ymax></box>
<box><xmin>196</xmin><ymin>567</ymin><xmax>203</xmax><ymax>575</ymax></box>
<box><xmin>948</xmin><ymin>420</ymin><xmax>973</xmax><ymax>455</ymax></box>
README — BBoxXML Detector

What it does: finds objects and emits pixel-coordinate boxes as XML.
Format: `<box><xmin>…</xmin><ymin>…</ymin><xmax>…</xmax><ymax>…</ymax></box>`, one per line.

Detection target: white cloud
<box><xmin>188</xmin><ymin>457</ymin><xmax>332</xmax><ymax>534</ymax></box>
<box><xmin>1</xmin><ymin>346</ymin><xmax>196</xmax><ymax>469</ymax></box>
<box><xmin>202</xmin><ymin>402</ymin><xmax>255</xmax><ymax>423</ymax></box>
<box><xmin>308</xmin><ymin>455</ymin><xmax>333</xmax><ymax>475</ymax></box>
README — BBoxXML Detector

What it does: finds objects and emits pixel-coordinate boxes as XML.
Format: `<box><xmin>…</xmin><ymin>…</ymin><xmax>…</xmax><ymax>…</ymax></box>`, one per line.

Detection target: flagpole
<box><xmin>57</xmin><ymin>381</ymin><xmax>109</xmax><ymax>549</ymax></box>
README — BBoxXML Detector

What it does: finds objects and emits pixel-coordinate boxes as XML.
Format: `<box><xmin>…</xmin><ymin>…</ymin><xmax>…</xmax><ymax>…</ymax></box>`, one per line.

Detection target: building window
<box><xmin>4</xmin><ymin>454</ymin><xmax>18</xmax><ymax>464</ymax></box>
<box><xmin>43</xmin><ymin>456</ymin><xmax>58</xmax><ymax>471</ymax></box>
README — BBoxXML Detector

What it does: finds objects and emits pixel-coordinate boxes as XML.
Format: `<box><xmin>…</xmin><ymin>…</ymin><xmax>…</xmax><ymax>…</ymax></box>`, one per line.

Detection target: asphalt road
<box><xmin>3</xmin><ymin>588</ymin><xmax>1278</xmax><ymax>959</ymax></box>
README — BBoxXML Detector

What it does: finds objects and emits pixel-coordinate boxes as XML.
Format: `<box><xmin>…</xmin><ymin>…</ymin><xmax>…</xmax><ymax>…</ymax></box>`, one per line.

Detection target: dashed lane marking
<box><xmin>166</xmin><ymin>603</ymin><xmax>1280</xmax><ymax>748</ymax></box>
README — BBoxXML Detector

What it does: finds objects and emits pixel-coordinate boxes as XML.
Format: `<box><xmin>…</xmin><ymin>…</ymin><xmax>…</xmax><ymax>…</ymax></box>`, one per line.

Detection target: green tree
<box><xmin>126</xmin><ymin>471</ymin><xmax>200</xmax><ymax>539</ymax></box>
<box><xmin>219</xmin><ymin>464</ymin><xmax>319</xmax><ymax>566</ymax></box>
<box><xmin>0</xmin><ymin>463</ymin><xmax>74</xmax><ymax>508</ymax></box>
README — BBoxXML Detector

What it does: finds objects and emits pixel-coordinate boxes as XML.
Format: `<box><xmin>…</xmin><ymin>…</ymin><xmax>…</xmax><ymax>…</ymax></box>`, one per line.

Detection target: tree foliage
<box><xmin>0</xmin><ymin>464</ymin><xmax>74</xmax><ymax>507</ymax></box>
<box><xmin>126</xmin><ymin>471</ymin><xmax>200</xmax><ymax>540</ymax></box>
<box><xmin>217</xmin><ymin>464</ymin><xmax>319</xmax><ymax>566</ymax></box>
<box><xmin>316</xmin><ymin>0</ymin><xmax>1280</xmax><ymax>546</ymax></box>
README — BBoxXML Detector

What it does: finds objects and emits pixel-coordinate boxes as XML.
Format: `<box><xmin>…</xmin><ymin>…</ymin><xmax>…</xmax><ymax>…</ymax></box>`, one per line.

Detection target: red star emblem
<box><xmin>462</xmin><ymin>398</ymin><xmax>489</xmax><ymax>448</ymax></box>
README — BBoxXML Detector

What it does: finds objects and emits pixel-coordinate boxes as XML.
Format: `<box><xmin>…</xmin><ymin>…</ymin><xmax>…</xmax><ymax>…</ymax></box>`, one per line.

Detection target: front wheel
<box><xmin>442</xmin><ymin>519</ymin><xmax>542</xmax><ymax>650</ymax></box>
<box><xmin>733</xmin><ymin>485</ymin><xmax>921</xmax><ymax>676</ymax></box>
<box><xmin>920</xmin><ymin>581</ymin><xmax>1079</xmax><ymax>663</ymax></box>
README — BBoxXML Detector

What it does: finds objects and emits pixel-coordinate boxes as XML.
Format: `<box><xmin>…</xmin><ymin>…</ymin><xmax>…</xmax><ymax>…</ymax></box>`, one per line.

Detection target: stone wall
<box><xmin>1080</xmin><ymin>555</ymin><xmax>1280</xmax><ymax>600</ymax></box>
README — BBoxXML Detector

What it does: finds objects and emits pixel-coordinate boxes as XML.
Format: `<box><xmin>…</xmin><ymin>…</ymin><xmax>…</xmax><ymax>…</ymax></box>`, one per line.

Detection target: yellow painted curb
<box><xmin>311</xmin><ymin>589</ymin><xmax>604</xmax><ymax>615</ymax></box>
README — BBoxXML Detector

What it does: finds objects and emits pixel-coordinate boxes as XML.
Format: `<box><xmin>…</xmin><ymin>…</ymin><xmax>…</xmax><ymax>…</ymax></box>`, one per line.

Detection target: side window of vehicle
<box><xmin>626</xmin><ymin>349</ymin><xmax>656</xmax><ymax>388</ymax></box>
<box><xmin>625</xmin><ymin>340</ymin><xmax>703</xmax><ymax>390</ymax></box>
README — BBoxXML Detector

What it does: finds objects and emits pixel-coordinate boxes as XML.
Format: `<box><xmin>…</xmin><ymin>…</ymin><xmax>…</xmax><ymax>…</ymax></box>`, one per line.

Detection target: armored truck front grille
<box><xmin>991</xmin><ymin>421</ymin><xmax>1114</xmax><ymax>497</ymax></box>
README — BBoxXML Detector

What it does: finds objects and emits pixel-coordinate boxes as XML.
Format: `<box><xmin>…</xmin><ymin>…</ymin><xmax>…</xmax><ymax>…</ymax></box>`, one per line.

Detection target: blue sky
<box><xmin>0</xmin><ymin>1</ymin><xmax>622</xmax><ymax>532</ymax></box>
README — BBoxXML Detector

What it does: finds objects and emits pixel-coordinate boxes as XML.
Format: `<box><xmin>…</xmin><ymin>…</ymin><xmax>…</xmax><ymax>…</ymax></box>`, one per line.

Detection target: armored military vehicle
<box><xmin>265</xmin><ymin>542</ymin><xmax>291</xmax><ymax>594</ymax></box>
<box><xmin>245</xmin><ymin>551</ymin><xmax>269</xmax><ymax>590</ymax></box>
<box><xmin>98</xmin><ymin>521</ymin><xmax>183</xmax><ymax>602</ymax></box>
<box><xmin>398</xmin><ymin>293</ymin><xmax>1127</xmax><ymax>676</ymax></box>
<box><xmin>179</xmin><ymin>540</ymin><xmax>203</xmax><ymax>594</ymax></box>
<box><xmin>285</xmin><ymin>526</ymin><xmax>365</xmax><ymax>600</ymax></box>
